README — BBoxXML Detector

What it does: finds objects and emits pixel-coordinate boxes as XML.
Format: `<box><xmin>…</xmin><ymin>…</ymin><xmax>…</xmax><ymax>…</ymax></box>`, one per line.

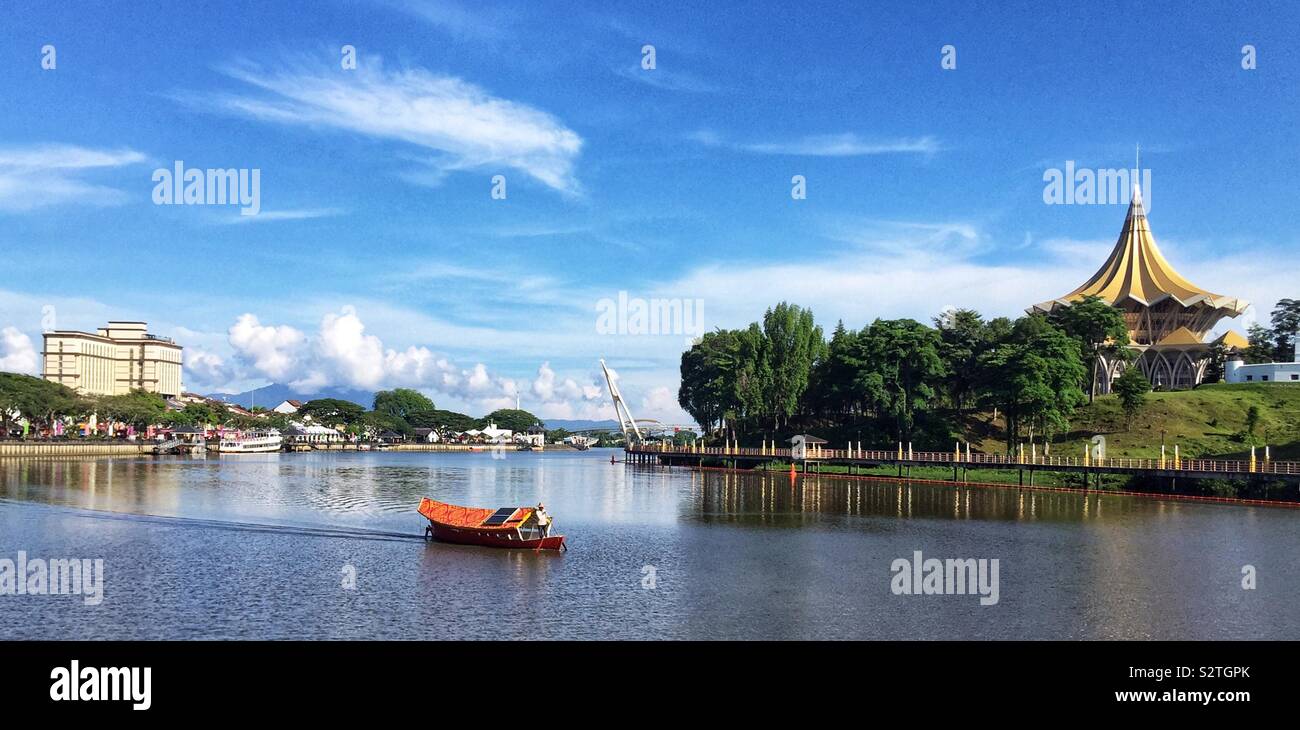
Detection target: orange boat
<box><xmin>417</xmin><ymin>497</ymin><xmax>566</xmax><ymax>551</ymax></box>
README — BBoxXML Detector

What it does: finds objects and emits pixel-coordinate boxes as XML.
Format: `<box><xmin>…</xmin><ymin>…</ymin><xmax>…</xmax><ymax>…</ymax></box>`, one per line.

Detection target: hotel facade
<box><xmin>42</xmin><ymin>321</ymin><xmax>184</xmax><ymax>398</ymax></box>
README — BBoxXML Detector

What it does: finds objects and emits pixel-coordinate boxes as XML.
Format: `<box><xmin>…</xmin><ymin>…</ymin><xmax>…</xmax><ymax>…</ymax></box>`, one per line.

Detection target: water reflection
<box><xmin>682</xmin><ymin>468</ymin><xmax>1141</xmax><ymax>525</ymax></box>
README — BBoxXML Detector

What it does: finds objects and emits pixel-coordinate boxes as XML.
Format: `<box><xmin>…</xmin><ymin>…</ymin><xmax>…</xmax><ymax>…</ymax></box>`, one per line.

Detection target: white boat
<box><xmin>207</xmin><ymin>430</ymin><xmax>283</xmax><ymax>454</ymax></box>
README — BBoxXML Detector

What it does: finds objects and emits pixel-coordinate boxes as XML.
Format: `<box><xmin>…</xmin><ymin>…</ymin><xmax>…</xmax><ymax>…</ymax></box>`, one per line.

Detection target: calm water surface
<box><xmin>1</xmin><ymin>449</ymin><xmax>1295</xmax><ymax>639</ymax></box>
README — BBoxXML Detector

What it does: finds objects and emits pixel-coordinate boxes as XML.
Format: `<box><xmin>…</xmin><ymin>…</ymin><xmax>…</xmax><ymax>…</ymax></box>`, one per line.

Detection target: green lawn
<box><xmin>965</xmin><ymin>383</ymin><xmax>1300</xmax><ymax>461</ymax></box>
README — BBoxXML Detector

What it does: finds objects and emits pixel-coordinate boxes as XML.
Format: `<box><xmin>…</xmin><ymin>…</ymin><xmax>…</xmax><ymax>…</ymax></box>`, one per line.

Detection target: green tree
<box><xmin>1112</xmin><ymin>365</ymin><xmax>1151</xmax><ymax>429</ymax></box>
<box><xmin>479</xmin><ymin>408</ymin><xmax>542</xmax><ymax>433</ymax></box>
<box><xmin>299</xmin><ymin>398</ymin><xmax>365</xmax><ymax>426</ymax></box>
<box><xmin>1048</xmin><ymin>295</ymin><xmax>1130</xmax><ymax>403</ymax></box>
<box><xmin>410</xmin><ymin>409</ymin><xmax>476</xmax><ymax>433</ymax></box>
<box><xmin>852</xmin><ymin>319</ymin><xmax>946</xmax><ymax>442</ymax></box>
<box><xmin>981</xmin><ymin>316</ymin><xmax>1087</xmax><ymax>452</ymax></box>
<box><xmin>935</xmin><ymin>308</ymin><xmax>993</xmax><ymax>415</ymax></box>
<box><xmin>1269</xmin><ymin>298</ymin><xmax>1300</xmax><ymax>361</ymax></box>
<box><xmin>0</xmin><ymin>372</ymin><xmax>88</xmax><ymax>435</ymax></box>
<box><xmin>731</xmin><ymin>323</ymin><xmax>771</xmax><ymax>437</ymax></box>
<box><xmin>372</xmin><ymin>388</ymin><xmax>436</xmax><ymax>426</ymax></box>
<box><xmin>359</xmin><ymin>410</ymin><xmax>410</xmax><ymax>439</ymax></box>
<box><xmin>761</xmin><ymin>303</ymin><xmax>824</xmax><ymax>430</ymax></box>
<box><xmin>1202</xmin><ymin>342</ymin><xmax>1228</xmax><ymax>384</ymax></box>
<box><xmin>96</xmin><ymin>390</ymin><xmax>168</xmax><ymax>430</ymax></box>
<box><xmin>672</xmin><ymin>430</ymin><xmax>697</xmax><ymax>446</ymax></box>
<box><xmin>1244</xmin><ymin>323</ymin><xmax>1275</xmax><ymax>364</ymax></box>
<box><xmin>678</xmin><ymin>329</ymin><xmax>741</xmax><ymax>435</ymax></box>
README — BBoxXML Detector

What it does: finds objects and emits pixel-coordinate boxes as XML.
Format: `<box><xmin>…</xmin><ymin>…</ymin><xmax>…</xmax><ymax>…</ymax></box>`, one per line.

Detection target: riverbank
<box><xmin>0</xmin><ymin>440</ymin><xmax>587</xmax><ymax>458</ymax></box>
<box><xmin>737</xmin><ymin>461</ymin><xmax>1300</xmax><ymax>509</ymax></box>
<box><xmin>0</xmin><ymin>440</ymin><xmax>151</xmax><ymax>457</ymax></box>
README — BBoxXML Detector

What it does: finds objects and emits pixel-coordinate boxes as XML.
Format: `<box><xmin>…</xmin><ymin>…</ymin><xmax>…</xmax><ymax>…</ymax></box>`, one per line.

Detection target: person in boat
<box><xmin>534</xmin><ymin>503</ymin><xmax>551</xmax><ymax>538</ymax></box>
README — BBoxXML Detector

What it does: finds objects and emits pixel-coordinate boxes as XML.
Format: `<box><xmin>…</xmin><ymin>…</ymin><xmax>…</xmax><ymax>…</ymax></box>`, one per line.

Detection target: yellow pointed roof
<box><xmin>1032</xmin><ymin>186</ymin><xmax>1248</xmax><ymax>315</ymax></box>
<box><xmin>1214</xmin><ymin>330</ymin><xmax>1250</xmax><ymax>349</ymax></box>
<box><xmin>1154</xmin><ymin>326</ymin><xmax>1206</xmax><ymax>347</ymax></box>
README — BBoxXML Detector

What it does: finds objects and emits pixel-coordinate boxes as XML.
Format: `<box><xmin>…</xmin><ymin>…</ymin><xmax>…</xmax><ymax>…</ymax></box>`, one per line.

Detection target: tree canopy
<box><xmin>678</xmin><ymin>301</ymin><xmax>1090</xmax><ymax>452</ymax></box>
<box><xmin>479</xmin><ymin>408</ymin><xmax>542</xmax><ymax>433</ymax></box>
<box><xmin>95</xmin><ymin>390</ymin><xmax>168</xmax><ymax>430</ymax></box>
<box><xmin>299</xmin><ymin>398</ymin><xmax>366</xmax><ymax>425</ymax></box>
<box><xmin>1048</xmin><ymin>295</ymin><xmax>1130</xmax><ymax>402</ymax></box>
<box><xmin>373</xmin><ymin>389</ymin><xmax>436</xmax><ymax>425</ymax></box>
<box><xmin>0</xmin><ymin>372</ymin><xmax>87</xmax><ymax>433</ymax></box>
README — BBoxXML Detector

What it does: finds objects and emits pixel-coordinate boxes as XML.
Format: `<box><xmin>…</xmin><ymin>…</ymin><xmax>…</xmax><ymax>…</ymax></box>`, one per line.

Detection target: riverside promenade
<box><xmin>628</xmin><ymin>442</ymin><xmax>1300</xmax><ymax>488</ymax></box>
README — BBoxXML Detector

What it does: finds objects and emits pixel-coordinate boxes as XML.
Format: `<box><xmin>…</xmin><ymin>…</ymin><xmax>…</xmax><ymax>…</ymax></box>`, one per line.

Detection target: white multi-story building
<box><xmin>42</xmin><ymin>321</ymin><xmax>184</xmax><ymax>397</ymax></box>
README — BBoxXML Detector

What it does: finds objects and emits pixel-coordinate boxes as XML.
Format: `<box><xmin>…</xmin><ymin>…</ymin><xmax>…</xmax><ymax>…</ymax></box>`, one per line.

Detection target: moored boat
<box><xmin>206</xmin><ymin>430</ymin><xmax>283</xmax><ymax>454</ymax></box>
<box><xmin>417</xmin><ymin>497</ymin><xmax>566</xmax><ymax>551</ymax></box>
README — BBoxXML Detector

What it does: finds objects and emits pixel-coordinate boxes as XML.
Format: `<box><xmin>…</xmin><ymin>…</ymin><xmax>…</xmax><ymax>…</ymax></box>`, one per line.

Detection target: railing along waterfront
<box><xmin>630</xmin><ymin>443</ymin><xmax>1300</xmax><ymax>476</ymax></box>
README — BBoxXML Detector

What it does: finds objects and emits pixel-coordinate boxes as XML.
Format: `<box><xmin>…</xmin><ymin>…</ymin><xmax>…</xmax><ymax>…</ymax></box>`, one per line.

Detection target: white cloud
<box><xmin>531</xmin><ymin>361</ymin><xmax>604</xmax><ymax>406</ymax></box>
<box><xmin>640</xmin><ymin>386</ymin><xmax>678</xmax><ymax>417</ymax></box>
<box><xmin>0</xmin><ymin>144</ymin><xmax>147</xmax><ymax>211</ymax></box>
<box><xmin>184</xmin><ymin>348</ymin><xmax>229</xmax><ymax>390</ymax></box>
<box><xmin>228</xmin><ymin>314</ymin><xmax>306</xmax><ymax>381</ymax></box>
<box><xmin>691</xmin><ymin>132</ymin><xmax>940</xmax><ymax>157</ymax></box>
<box><xmin>218</xmin><ymin>208</ymin><xmax>344</xmax><ymax>224</ymax></box>
<box><xmin>0</xmin><ymin>327</ymin><xmax>37</xmax><ymax>373</ymax></box>
<box><xmin>206</xmin><ymin>56</ymin><xmax>583</xmax><ymax>193</ymax></box>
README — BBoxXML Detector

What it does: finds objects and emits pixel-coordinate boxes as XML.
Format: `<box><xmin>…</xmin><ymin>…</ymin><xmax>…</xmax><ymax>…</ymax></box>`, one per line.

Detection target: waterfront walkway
<box><xmin>626</xmin><ymin>442</ymin><xmax>1300</xmax><ymax>486</ymax></box>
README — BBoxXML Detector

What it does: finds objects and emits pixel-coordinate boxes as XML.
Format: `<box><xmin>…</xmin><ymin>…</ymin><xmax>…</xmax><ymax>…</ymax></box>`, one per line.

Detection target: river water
<box><xmin>0</xmin><ymin>449</ymin><xmax>1295</xmax><ymax>640</ymax></box>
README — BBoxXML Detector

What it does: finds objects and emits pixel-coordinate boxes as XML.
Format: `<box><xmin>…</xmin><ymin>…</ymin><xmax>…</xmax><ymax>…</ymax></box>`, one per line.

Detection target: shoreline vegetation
<box><xmin>0</xmin><ymin>377</ymin><xmax>623</xmax><ymax>452</ymax></box>
<box><xmin>677</xmin><ymin>301</ymin><xmax>1300</xmax><ymax>501</ymax></box>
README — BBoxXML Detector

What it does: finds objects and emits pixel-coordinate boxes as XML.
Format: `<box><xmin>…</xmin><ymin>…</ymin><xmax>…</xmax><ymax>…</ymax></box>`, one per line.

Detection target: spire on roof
<box><xmin>1030</xmin><ymin>176</ymin><xmax>1247</xmax><ymax>317</ymax></box>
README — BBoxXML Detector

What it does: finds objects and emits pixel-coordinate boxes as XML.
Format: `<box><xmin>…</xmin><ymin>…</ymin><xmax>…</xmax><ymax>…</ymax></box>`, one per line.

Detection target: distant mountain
<box><xmin>204</xmin><ymin>383</ymin><xmax>374</xmax><ymax>410</ymax></box>
<box><xmin>543</xmin><ymin>418</ymin><xmax>621</xmax><ymax>432</ymax></box>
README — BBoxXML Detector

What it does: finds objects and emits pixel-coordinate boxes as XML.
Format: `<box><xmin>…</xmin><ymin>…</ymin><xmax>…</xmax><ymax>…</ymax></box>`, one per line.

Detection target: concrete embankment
<box><xmin>0</xmin><ymin>441</ymin><xmax>152</xmax><ymax>458</ymax></box>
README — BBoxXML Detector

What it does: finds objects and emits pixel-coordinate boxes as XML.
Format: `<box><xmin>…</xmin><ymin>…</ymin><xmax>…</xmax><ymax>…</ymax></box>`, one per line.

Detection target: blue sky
<box><xmin>1</xmin><ymin>1</ymin><xmax>1298</xmax><ymax>421</ymax></box>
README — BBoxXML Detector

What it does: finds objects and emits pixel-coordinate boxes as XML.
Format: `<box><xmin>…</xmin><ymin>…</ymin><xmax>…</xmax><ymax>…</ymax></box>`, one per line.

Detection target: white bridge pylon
<box><xmin>599</xmin><ymin>359</ymin><xmax>643</xmax><ymax>445</ymax></box>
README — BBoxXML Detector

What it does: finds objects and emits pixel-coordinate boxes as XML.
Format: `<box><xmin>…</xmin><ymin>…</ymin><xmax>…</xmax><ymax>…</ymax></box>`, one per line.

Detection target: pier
<box><xmin>625</xmin><ymin>442</ymin><xmax>1300</xmax><ymax>488</ymax></box>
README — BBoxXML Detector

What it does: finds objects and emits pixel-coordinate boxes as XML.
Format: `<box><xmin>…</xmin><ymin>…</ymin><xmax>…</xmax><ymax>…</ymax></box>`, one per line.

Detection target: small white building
<box><xmin>514</xmin><ymin>425</ymin><xmax>545</xmax><ymax>448</ymax></box>
<box><xmin>284</xmin><ymin>422</ymin><xmax>344</xmax><ymax>445</ymax></box>
<box><xmin>1226</xmin><ymin>339</ymin><xmax>1300</xmax><ymax>383</ymax></box>
<box><xmin>479</xmin><ymin>423</ymin><xmax>513</xmax><ymax>443</ymax></box>
<box><xmin>273</xmin><ymin>399</ymin><xmax>305</xmax><ymax>415</ymax></box>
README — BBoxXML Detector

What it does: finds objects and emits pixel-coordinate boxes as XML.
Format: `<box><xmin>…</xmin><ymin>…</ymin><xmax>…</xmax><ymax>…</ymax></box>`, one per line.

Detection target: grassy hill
<box><xmin>966</xmin><ymin>383</ymin><xmax>1300</xmax><ymax>461</ymax></box>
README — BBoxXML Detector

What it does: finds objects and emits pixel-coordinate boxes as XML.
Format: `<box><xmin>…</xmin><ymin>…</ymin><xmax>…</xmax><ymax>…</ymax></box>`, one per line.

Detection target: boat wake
<box><xmin>0</xmin><ymin>498</ymin><xmax>424</xmax><ymax>543</ymax></box>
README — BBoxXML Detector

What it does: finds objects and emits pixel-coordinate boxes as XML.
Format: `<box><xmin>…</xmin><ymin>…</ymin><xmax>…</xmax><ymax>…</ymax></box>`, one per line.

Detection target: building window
<box><xmin>1262</xmin><ymin>376</ymin><xmax>1269</xmax><ymax>381</ymax></box>
<box><xmin>1293</xmin><ymin>374</ymin><xmax>1299</xmax><ymax>381</ymax></box>
<box><xmin>1246</xmin><ymin>375</ymin><xmax>1253</xmax><ymax>381</ymax></box>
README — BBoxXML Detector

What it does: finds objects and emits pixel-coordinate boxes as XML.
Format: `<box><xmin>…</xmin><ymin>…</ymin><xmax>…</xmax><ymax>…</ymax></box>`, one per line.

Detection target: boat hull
<box><xmin>426</xmin><ymin>522</ymin><xmax>566</xmax><ymax>550</ymax></box>
<box><xmin>206</xmin><ymin>443</ymin><xmax>282</xmax><ymax>453</ymax></box>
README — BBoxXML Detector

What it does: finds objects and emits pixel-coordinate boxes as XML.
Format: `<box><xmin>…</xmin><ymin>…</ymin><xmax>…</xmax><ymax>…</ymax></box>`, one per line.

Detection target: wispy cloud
<box><xmin>194</xmin><ymin>55</ymin><xmax>583</xmax><ymax>194</ymax></box>
<box><xmin>0</xmin><ymin>144</ymin><xmax>147</xmax><ymax>212</ymax></box>
<box><xmin>613</xmin><ymin>65</ymin><xmax>719</xmax><ymax>93</ymax></box>
<box><xmin>218</xmin><ymin>207</ymin><xmax>345</xmax><ymax>224</ymax></box>
<box><xmin>376</xmin><ymin>0</ymin><xmax>515</xmax><ymax>40</ymax></box>
<box><xmin>692</xmin><ymin>131</ymin><xmax>941</xmax><ymax>157</ymax></box>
